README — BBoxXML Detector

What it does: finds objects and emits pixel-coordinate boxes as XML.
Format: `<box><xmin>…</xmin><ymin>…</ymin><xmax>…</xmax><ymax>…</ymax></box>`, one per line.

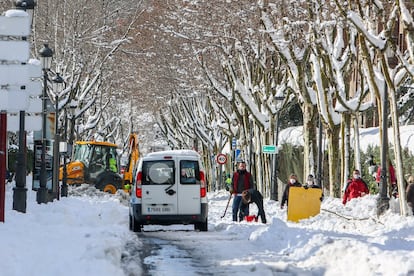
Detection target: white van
<box><xmin>129</xmin><ymin>150</ymin><xmax>208</xmax><ymax>232</ymax></box>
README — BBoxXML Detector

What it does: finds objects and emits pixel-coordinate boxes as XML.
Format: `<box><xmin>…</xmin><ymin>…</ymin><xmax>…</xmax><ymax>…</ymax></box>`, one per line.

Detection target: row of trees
<box><xmin>154</xmin><ymin>0</ymin><xmax>414</xmax><ymax>210</ymax></box>
<box><xmin>1</xmin><ymin>0</ymin><xmax>151</xmax><ymax>149</ymax></box>
<box><xmin>2</xmin><ymin>1</ymin><xmax>414</xmax><ymax>211</ymax></box>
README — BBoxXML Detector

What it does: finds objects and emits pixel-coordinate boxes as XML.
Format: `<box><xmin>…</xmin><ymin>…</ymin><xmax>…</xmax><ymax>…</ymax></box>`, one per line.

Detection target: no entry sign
<box><xmin>216</xmin><ymin>153</ymin><xmax>227</xmax><ymax>165</ymax></box>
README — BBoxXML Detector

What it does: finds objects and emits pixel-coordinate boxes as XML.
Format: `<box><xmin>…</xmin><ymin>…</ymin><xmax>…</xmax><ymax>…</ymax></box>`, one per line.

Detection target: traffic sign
<box><xmin>216</xmin><ymin>153</ymin><xmax>227</xmax><ymax>165</ymax></box>
<box><xmin>0</xmin><ymin>79</ymin><xmax>41</xmax><ymax>110</ymax></box>
<box><xmin>0</xmin><ymin>9</ymin><xmax>41</xmax><ymax>116</ymax></box>
<box><xmin>0</xmin><ymin>41</ymin><xmax>30</xmax><ymax>62</ymax></box>
<box><xmin>0</xmin><ymin>90</ymin><xmax>29</xmax><ymax>110</ymax></box>
<box><xmin>262</xmin><ymin>145</ymin><xmax>278</xmax><ymax>154</ymax></box>
<box><xmin>26</xmin><ymin>97</ymin><xmax>41</xmax><ymax>113</ymax></box>
<box><xmin>25</xmin><ymin>81</ymin><xmax>42</xmax><ymax>96</ymax></box>
<box><xmin>0</xmin><ymin>63</ymin><xmax>41</xmax><ymax>85</ymax></box>
<box><xmin>232</xmin><ymin>137</ymin><xmax>237</xmax><ymax>148</ymax></box>
<box><xmin>235</xmin><ymin>149</ymin><xmax>241</xmax><ymax>160</ymax></box>
<box><xmin>7</xmin><ymin>113</ymin><xmax>42</xmax><ymax>131</ymax></box>
<box><xmin>0</xmin><ymin>11</ymin><xmax>30</xmax><ymax>36</ymax></box>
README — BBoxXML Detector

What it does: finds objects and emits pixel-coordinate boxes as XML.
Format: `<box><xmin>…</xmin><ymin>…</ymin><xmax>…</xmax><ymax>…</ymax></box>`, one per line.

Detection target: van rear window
<box><xmin>180</xmin><ymin>160</ymin><xmax>199</xmax><ymax>184</ymax></box>
<box><xmin>142</xmin><ymin>160</ymin><xmax>174</xmax><ymax>185</ymax></box>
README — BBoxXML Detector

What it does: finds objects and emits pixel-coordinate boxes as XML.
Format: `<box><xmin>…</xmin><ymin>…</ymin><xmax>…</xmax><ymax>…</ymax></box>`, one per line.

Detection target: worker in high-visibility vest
<box><xmin>225</xmin><ymin>173</ymin><xmax>232</xmax><ymax>191</ymax></box>
<box><xmin>124</xmin><ymin>183</ymin><xmax>131</xmax><ymax>194</ymax></box>
<box><xmin>108</xmin><ymin>154</ymin><xmax>117</xmax><ymax>172</ymax></box>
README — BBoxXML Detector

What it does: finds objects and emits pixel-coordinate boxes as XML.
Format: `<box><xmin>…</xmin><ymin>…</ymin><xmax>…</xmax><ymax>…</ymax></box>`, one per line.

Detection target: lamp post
<box><xmin>12</xmin><ymin>0</ymin><xmax>36</xmax><ymax>213</ymax></box>
<box><xmin>36</xmin><ymin>43</ymin><xmax>53</xmax><ymax>204</ymax></box>
<box><xmin>61</xmin><ymin>142</ymin><xmax>68</xmax><ymax>197</ymax></box>
<box><xmin>52</xmin><ymin>73</ymin><xmax>64</xmax><ymax>200</ymax></box>
<box><xmin>14</xmin><ymin>0</ymin><xmax>36</xmax><ymax>22</ymax></box>
<box><xmin>271</xmin><ymin>96</ymin><xmax>285</xmax><ymax>201</ymax></box>
<box><xmin>68</xmin><ymin>103</ymin><xmax>77</xmax><ymax>154</ymax></box>
<box><xmin>377</xmin><ymin>84</ymin><xmax>390</xmax><ymax>215</ymax></box>
<box><xmin>14</xmin><ymin>0</ymin><xmax>36</xmax><ymax>8</ymax></box>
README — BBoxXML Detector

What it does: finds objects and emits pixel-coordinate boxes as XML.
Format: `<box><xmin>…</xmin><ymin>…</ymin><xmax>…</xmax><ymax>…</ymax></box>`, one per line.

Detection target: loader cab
<box><xmin>73</xmin><ymin>141</ymin><xmax>119</xmax><ymax>180</ymax></box>
<box><xmin>60</xmin><ymin>141</ymin><xmax>123</xmax><ymax>193</ymax></box>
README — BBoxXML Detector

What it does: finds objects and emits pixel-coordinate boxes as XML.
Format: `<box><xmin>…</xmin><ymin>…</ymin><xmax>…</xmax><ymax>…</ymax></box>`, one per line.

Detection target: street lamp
<box><xmin>36</xmin><ymin>43</ymin><xmax>53</xmax><ymax>204</ymax></box>
<box><xmin>60</xmin><ymin>141</ymin><xmax>68</xmax><ymax>197</ymax></box>
<box><xmin>52</xmin><ymin>73</ymin><xmax>64</xmax><ymax>200</ymax></box>
<box><xmin>14</xmin><ymin>0</ymin><xmax>36</xmax><ymax>22</ymax></box>
<box><xmin>271</xmin><ymin>96</ymin><xmax>285</xmax><ymax>201</ymax></box>
<box><xmin>377</xmin><ymin>85</ymin><xmax>390</xmax><ymax>215</ymax></box>
<box><xmin>68</xmin><ymin>102</ymin><xmax>77</xmax><ymax>152</ymax></box>
<box><xmin>14</xmin><ymin>0</ymin><xmax>36</xmax><ymax>8</ymax></box>
<box><xmin>12</xmin><ymin>0</ymin><xmax>37</xmax><ymax>214</ymax></box>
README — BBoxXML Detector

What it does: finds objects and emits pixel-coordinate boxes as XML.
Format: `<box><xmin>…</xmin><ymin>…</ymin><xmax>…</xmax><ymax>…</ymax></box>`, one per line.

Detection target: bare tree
<box><xmin>32</xmin><ymin>0</ymin><xmax>144</xmax><ymax>146</ymax></box>
<box><xmin>334</xmin><ymin>0</ymin><xmax>414</xmax><ymax>214</ymax></box>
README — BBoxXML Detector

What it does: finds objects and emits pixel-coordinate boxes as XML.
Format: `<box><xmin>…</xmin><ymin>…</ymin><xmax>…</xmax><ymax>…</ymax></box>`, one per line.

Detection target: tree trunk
<box><xmin>353</xmin><ymin>115</ymin><xmax>361</xmax><ymax>171</ymax></box>
<box><xmin>388</xmin><ymin>81</ymin><xmax>408</xmax><ymax>216</ymax></box>
<box><xmin>302</xmin><ymin>103</ymin><xmax>317</xmax><ymax>179</ymax></box>
<box><xmin>341</xmin><ymin>113</ymin><xmax>351</xmax><ymax>191</ymax></box>
<box><xmin>326</xmin><ymin>125</ymin><xmax>341</xmax><ymax>197</ymax></box>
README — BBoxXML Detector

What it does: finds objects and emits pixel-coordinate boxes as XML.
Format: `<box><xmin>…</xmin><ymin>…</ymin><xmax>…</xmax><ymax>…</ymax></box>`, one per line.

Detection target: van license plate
<box><xmin>147</xmin><ymin>207</ymin><xmax>171</xmax><ymax>212</ymax></box>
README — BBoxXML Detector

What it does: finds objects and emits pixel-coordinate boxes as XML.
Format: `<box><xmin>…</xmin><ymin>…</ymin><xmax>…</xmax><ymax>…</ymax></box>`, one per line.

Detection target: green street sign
<box><xmin>262</xmin><ymin>145</ymin><xmax>278</xmax><ymax>154</ymax></box>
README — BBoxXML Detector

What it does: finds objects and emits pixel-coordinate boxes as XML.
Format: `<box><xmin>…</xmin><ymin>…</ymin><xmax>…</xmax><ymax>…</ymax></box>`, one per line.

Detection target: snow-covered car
<box><xmin>129</xmin><ymin>150</ymin><xmax>208</xmax><ymax>232</ymax></box>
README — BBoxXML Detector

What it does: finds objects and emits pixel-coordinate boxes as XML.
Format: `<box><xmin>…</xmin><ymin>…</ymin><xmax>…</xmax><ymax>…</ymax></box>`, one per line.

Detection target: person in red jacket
<box><xmin>230</xmin><ymin>160</ymin><xmax>254</xmax><ymax>222</ymax></box>
<box><xmin>343</xmin><ymin>169</ymin><xmax>369</xmax><ymax>205</ymax></box>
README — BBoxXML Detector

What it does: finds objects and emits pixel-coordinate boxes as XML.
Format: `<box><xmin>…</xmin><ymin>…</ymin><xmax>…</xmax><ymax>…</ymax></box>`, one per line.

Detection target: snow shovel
<box><xmin>220</xmin><ymin>193</ymin><xmax>232</xmax><ymax>219</ymax></box>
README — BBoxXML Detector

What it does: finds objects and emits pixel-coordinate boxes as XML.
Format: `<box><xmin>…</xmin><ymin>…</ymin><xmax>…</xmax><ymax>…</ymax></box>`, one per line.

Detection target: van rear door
<box><xmin>178</xmin><ymin>160</ymin><xmax>201</xmax><ymax>214</ymax></box>
<box><xmin>141</xmin><ymin>160</ymin><xmax>177</xmax><ymax>215</ymax></box>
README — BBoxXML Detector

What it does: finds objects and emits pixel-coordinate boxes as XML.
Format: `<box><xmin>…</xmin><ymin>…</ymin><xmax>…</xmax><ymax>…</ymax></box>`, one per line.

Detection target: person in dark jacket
<box><xmin>304</xmin><ymin>174</ymin><xmax>324</xmax><ymax>201</ymax></box>
<box><xmin>343</xmin><ymin>169</ymin><xmax>369</xmax><ymax>205</ymax></box>
<box><xmin>231</xmin><ymin>160</ymin><xmax>254</xmax><ymax>222</ymax></box>
<box><xmin>406</xmin><ymin>175</ymin><xmax>414</xmax><ymax>215</ymax></box>
<box><xmin>240</xmin><ymin>189</ymin><xmax>267</xmax><ymax>224</ymax></box>
<box><xmin>304</xmin><ymin>174</ymin><xmax>320</xmax><ymax>189</ymax></box>
<box><xmin>281</xmin><ymin>173</ymin><xmax>302</xmax><ymax>209</ymax></box>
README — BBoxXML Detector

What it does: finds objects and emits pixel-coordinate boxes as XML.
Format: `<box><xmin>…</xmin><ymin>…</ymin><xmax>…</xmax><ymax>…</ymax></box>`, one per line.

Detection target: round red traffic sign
<box><xmin>216</xmin><ymin>153</ymin><xmax>227</xmax><ymax>165</ymax></box>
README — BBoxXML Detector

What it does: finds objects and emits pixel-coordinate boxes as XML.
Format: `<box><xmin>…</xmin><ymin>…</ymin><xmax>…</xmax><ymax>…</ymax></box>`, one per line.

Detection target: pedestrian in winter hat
<box><xmin>343</xmin><ymin>169</ymin><xmax>369</xmax><ymax>205</ymax></box>
<box><xmin>304</xmin><ymin>174</ymin><xmax>323</xmax><ymax>203</ymax></box>
<box><xmin>281</xmin><ymin>173</ymin><xmax>302</xmax><ymax>209</ymax></box>
<box><xmin>305</xmin><ymin>174</ymin><xmax>320</xmax><ymax>188</ymax></box>
<box><xmin>289</xmin><ymin>174</ymin><xmax>298</xmax><ymax>183</ymax></box>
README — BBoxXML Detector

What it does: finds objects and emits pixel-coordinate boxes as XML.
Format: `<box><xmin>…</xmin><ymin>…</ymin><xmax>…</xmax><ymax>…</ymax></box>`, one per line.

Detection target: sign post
<box><xmin>216</xmin><ymin>153</ymin><xmax>227</xmax><ymax>192</ymax></box>
<box><xmin>0</xmin><ymin>7</ymin><xmax>40</xmax><ymax>216</ymax></box>
<box><xmin>231</xmin><ymin>137</ymin><xmax>237</xmax><ymax>171</ymax></box>
<box><xmin>0</xmin><ymin>112</ymin><xmax>6</xmax><ymax>222</ymax></box>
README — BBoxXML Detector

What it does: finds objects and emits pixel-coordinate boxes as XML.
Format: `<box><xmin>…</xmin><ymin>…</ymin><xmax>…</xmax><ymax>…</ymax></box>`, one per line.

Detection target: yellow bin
<box><xmin>287</xmin><ymin>186</ymin><xmax>322</xmax><ymax>222</ymax></box>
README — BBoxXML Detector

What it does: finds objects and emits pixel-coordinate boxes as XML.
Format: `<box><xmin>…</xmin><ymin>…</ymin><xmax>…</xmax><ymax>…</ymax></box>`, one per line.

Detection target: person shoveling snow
<box><xmin>239</xmin><ymin>189</ymin><xmax>267</xmax><ymax>224</ymax></box>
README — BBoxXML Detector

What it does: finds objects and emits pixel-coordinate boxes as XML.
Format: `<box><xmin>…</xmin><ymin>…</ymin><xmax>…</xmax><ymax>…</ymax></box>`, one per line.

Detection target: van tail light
<box><xmin>199</xmin><ymin>171</ymin><xmax>206</xmax><ymax>198</ymax></box>
<box><xmin>135</xmin><ymin>171</ymin><xmax>142</xmax><ymax>198</ymax></box>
